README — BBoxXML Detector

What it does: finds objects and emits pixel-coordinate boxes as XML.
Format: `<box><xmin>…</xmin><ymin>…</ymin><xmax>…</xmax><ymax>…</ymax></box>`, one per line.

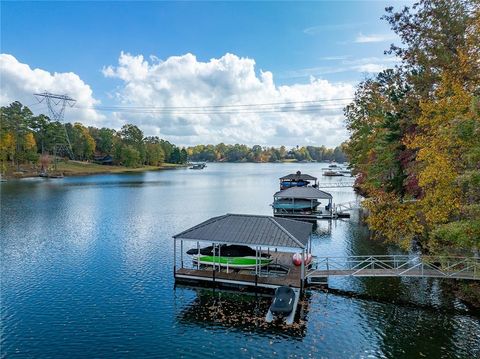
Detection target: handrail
<box><xmin>307</xmin><ymin>255</ymin><xmax>479</xmax><ymax>280</ymax></box>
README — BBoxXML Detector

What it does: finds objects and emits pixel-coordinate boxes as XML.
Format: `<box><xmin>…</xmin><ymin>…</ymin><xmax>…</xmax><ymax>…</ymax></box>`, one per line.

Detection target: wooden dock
<box><xmin>175</xmin><ymin>251</ymin><xmax>303</xmax><ymax>290</ymax></box>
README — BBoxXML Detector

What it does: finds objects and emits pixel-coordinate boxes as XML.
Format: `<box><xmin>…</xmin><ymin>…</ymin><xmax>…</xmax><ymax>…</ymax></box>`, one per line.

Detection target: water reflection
<box><xmin>1</xmin><ymin>163</ymin><xmax>479</xmax><ymax>358</ymax></box>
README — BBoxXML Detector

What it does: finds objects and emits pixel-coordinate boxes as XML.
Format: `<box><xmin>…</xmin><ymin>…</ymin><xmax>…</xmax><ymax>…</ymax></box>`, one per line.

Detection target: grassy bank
<box><xmin>1</xmin><ymin>161</ymin><xmax>186</xmax><ymax>179</ymax></box>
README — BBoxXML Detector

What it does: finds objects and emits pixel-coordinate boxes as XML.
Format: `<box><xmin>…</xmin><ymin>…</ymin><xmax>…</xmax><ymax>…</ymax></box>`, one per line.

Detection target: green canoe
<box><xmin>192</xmin><ymin>255</ymin><xmax>273</xmax><ymax>268</ymax></box>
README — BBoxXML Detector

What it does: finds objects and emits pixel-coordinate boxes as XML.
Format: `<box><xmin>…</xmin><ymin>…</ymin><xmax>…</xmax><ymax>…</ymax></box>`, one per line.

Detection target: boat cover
<box><xmin>270</xmin><ymin>286</ymin><xmax>295</xmax><ymax>315</ymax></box>
<box><xmin>187</xmin><ymin>244</ymin><xmax>271</xmax><ymax>257</ymax></box>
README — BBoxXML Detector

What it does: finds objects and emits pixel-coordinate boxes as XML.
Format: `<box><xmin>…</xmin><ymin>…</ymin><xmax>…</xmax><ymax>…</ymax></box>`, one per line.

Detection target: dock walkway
<box><xmin>307</xmin><ymin>255</ymin><xmax>480</xmax><ymax>281</ymax></box>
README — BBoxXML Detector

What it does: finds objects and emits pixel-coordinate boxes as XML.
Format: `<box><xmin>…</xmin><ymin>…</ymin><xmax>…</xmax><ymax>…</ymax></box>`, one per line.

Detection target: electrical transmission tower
<box><xmin>34</xmin><ymin>92</ymin><xmax>76</xmax><ymax>161</ymax></box>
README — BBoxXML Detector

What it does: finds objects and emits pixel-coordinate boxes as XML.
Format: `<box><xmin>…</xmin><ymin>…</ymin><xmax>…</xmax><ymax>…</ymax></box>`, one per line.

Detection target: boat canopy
<box><xmin>173</xmin><ymin>214</ymin><xmax>312</xmax><ymax>249</ymax></box>
<box><xmin>280</xmin><ymin>171</ymin><xmax>317</xmax><ymax>181</ymax></box>
<box><xmin>274</xmin><ymin>187</ymin><xmax>333</xmax><ymax>200</ymax></box>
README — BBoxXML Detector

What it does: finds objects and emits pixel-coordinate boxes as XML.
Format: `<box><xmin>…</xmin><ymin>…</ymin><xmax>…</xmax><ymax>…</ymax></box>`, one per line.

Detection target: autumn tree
<box><xmin>345</xmin><ymin>0</ymin><xmax>480</xmax><ymax>253</ymax></box>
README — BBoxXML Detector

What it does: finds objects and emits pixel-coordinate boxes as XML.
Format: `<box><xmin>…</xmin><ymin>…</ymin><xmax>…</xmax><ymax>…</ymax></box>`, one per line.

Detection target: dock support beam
<box><xmin>180</xmin><ymin>240</ymin><xmax>184</xmax><ymax>269</ymax></box>
<box><xmin>173</xmin><ymin>238</ymin><xmax>176</xmax><ymax>277</ymax></box>
<box><xmin>300</xmin><ymin>249</ymin><xmax>305</xmax><ymax>294</ymax></box>
<box><xmin>197</xmin><ymin>241</ymin><xmax>200</xmax><ymax>270</ymax></box>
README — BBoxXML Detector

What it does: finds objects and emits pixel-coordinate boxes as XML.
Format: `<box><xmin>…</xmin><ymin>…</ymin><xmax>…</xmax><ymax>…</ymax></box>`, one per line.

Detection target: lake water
<box><xmin>1</xmin><ymin>163</ymin><xmax>479</xmax><ymax>358</ymax></box>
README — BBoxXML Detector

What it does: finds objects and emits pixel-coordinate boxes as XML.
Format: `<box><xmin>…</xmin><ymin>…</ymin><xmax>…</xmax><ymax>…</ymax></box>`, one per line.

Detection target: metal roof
<box><xmin>280</xmin><ymin>171</ymin><xmax>317</xmax><ymax>181</ymax></box>
<box><xmin>274</xmin><ymin>186</ymin><xmax>333</xmax><ymax>200</ymax></box>
<box><xmin>173</xmin><ymin>214</ymin><xmax>312</xmax><ymax>249</ymax></box>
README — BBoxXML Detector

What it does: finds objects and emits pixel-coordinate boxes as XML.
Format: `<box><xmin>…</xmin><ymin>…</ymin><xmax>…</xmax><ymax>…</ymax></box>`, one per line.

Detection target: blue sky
<box><xmin>0</xmin><ymin>1</ymin><xmax>412</xmax><ymax>146</ymax></box>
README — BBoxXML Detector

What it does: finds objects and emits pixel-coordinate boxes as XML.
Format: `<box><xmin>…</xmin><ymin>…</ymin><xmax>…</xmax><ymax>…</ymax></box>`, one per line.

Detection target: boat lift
<box><xmin>265</xmin><ymin>288</ymin><xmax>300</xmax><ymax>325</ymax></box>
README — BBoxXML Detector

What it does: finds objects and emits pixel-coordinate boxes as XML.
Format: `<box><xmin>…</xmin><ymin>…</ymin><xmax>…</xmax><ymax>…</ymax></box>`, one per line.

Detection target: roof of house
<box><xmin>274</xmin><ymin>186</ymin><xmax>333</xmax><ymax>200</ymax></box>
<box><xmin>280</xmin><ymin>171</ymin><xmax>317</xmax><ymax>181</ymax></box>
<box><xmin>173</xmin><ymin>214</ymin><xmax>312</xmax><ymax>249</ymax></box>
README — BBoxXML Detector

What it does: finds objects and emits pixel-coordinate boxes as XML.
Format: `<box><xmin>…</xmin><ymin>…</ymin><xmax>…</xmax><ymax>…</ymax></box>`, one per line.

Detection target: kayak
<box><xmin>192</xmin><ymin>254</ymin><xmax>273</xmax><ymax>268</ymax></box>
<box><xmin>186</xmin><ymin>244</ymin><xmax>271</xmax><ymax>258</ymax></box>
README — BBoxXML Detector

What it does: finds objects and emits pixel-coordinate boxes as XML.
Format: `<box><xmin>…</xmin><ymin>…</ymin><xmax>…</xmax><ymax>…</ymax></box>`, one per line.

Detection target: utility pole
<box><xmin>34</xmin><ymin>92</ymin><xmax>76</xmax><ymax>168</ymax></box>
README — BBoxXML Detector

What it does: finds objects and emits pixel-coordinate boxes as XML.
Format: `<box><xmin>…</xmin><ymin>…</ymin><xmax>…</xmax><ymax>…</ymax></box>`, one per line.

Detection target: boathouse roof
<box><xmin>274</xmin><ymin>186</ymin><xmax>333</xmax><ymax>200</ymax></box>
<box><xmin>173</xmin><ymin>214</ymin><xmax>312</xmax><ymax>249</ymax></box>
<box><xmin>280</xmin><ymin>171</ymin><xmax>317</xmax><ymax>181</ymax></box>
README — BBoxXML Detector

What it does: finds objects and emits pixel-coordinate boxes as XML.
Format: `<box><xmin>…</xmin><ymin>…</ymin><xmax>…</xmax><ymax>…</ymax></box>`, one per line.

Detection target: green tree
<box><xmin>120</xmin><ymin>145</ymin><xmax>141</xmax><ymax>167</ymax></box>
<box><xmin>145</xmin><ymin>136</ymin><xmax>165</xmax><ymax>166</ymax></box>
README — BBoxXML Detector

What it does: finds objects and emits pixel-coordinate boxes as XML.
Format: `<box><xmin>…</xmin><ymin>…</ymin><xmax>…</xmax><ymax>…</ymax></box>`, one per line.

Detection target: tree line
<box><xmin>345</xmin><ymin>0</ymin><xmax>479</xmax><ymax>256</ymax></box>
<box><xmin>0</xmin><ymin>101</ymin><xmax>347</xmax><ymax>173</ymax></box>
<box><xmin>187</xmin><ymin>144</ymin><xmax>347</xmax><ymax>163</ymax></box>
<box><xmin>0</xmin><ymin>101</ymin><xmax>188</xmax><ymax>171</ymax></box>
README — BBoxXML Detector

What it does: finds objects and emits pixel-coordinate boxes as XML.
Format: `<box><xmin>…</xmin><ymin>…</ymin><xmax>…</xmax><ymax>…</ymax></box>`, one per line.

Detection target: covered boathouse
<box><xmin>279</xmin><ymin>171</ymin><xmax>318</xmax><ymax>190</ymax></box>
<box><xmin>272</xmin><ymin>186</ymin><xmax>334</xmax><ymax>219</ymax></box>
<box><xmin>173</xmin><ymin>214</ymin><xmax>313</xmax><ymax>292</ymax></box>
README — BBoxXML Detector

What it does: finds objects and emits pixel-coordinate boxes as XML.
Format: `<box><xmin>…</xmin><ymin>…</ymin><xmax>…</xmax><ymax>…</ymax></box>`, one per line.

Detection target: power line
<box><xmin>70</xmin><ymin>106</ymin><xmax>346</xmax><ymax>115</ymax></box>
<box><xmin>34</xmin><ymin>92</ymin><xmax>76</xmax><ymax>160</ymax></box>
<box><xmin>76</xmin><ymin>97</ymin><xmax>353</xmax><ymax>111</ymax></box>
<box><xmin>69</xmin><ymin>99</ymin><xmax>351</xmax><ymax>115</ymax></box>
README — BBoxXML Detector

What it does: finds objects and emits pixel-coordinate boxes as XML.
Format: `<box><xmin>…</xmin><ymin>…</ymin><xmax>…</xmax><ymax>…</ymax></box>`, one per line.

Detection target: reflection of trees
<box><xmin>176</xmin><ymin>287</ymin><xmax>311</xmax><ymax>339</ymax></box>
<box><xmin>328</xmin><ymin>210</ymin><xmax>479</xmax><ymax>357</ymax></box>
<box><xmin>359</xmin><ymin>298</ymin><xmax>464</xmax><ymax>359</ymax></box>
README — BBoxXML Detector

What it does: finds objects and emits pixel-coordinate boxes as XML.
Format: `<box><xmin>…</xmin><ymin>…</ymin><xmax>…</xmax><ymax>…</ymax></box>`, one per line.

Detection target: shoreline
<box><xmin>1</xmin><ymin>161</ymin><xmax>187</xmax><ymax>181</ymax></box>
<box><xmin>2</xmin><ymin>160</ymin><xmax>349</xmax><ymax>181</ymax></box>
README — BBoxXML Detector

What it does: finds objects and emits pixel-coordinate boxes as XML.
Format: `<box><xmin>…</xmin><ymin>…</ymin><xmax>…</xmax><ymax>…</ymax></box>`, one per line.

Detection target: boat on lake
<box><xmin>186</xmin><ymin>244</ymin><xmax>273</xmax><ymax>268</ymax></box>
<box><xmin>323</xmin><ymin>170</ymin><xmax>344</xmax><ymax>177</ymax></box>
<box><xmin>272</xmin><ymin>198</ymin><xmax>320</xmax><ymax>211</ymax></box>
<box><xmin>189</xmin><ymin>163</ymin><xmax>206</xmax><ymax>170</ymax></box>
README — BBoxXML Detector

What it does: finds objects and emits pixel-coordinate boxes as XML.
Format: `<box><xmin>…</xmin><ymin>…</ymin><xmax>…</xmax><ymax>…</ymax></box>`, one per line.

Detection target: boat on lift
<box><xmin>272</xmin><ymin>198</ymin><xmax>320</xmax><ymax>211</ymax></box>
<box><xmin>279</xmin><ymin>171</ymin><xmax>318</xmax><ymax>190</ymax></box>
<box><xmin>269</xmin><ymin>286</ymin><xmax>296</xmax><ymax>317</ymax></box>
<box><xmin>186</xmin><ymin>244</ymin><xmax>273</xmax><ymax>268</ymax></box>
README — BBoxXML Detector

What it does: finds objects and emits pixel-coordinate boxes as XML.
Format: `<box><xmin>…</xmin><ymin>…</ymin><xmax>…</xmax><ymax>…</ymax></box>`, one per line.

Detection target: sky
<box><xmin>0</xmin><ymin>1</ymin><xmax>412</xmax><ymax>147</ymax></box>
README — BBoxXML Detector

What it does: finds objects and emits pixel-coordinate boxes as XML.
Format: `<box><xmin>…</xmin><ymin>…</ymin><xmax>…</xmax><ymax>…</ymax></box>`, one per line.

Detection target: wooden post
<box><xmin>173</xmin><ymin>238</ymin><xmax>176</xmax><ymax>277</ymax></box>
<box><xmin>300</xmin><ymin>249</ymin><xmax>305</xmax><ymax>293</ymax></box>
<box><xmin>180</xmin><ymin>240</ymin><xmax>184</xmax><ymax>269</ymax></box>
<box><xmin>255</xmin><ymin>246</ymin><xmax>258</xmax><ymax>275</ymax></box>
<box><xmin>259</xmin><ymin>246</ymin><xmax>262</xmax><ymax>276</ymax></box>
<box><xmin>197</xmin><ymin>241</ymin><xmax>200</xmax><ymax>270</ymax></box>
<box><xmin>218</xmin><ymin>244</ymin><xmax>221</xmax><ymax>272</ymax></box>
<box><xmin>212</xmin><ymin>243</ymin><xmax>216</xmax><ymax>284</ymax></box>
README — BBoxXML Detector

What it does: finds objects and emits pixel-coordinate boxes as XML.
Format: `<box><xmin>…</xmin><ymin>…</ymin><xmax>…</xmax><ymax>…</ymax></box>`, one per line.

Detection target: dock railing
<box><xmin>307</xmin><ymin>255</ymin><xmax>480</xmax><ymax>280</ymax></box>
<box><xmin>317</xmin><ymin>181</ymin><xmax>355</xmax><ymax>188</ymax></box>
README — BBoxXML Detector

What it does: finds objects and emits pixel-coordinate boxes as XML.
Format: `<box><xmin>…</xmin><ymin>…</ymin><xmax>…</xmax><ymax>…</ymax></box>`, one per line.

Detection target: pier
<box><xmin>173</xmin><ymin>214</ymin><xmax>314</xmax><ymax>324</ymax></box>
<box><xmin>307</xmin><ymin>255</ymin><xmax>480</xmax><ymax>283</ymax></box>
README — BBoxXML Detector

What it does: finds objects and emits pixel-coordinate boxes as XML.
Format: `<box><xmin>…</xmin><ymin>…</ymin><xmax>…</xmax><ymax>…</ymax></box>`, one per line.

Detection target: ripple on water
<box><xmin>1</xmin><ymin>163</ymin><xmax>479</xmax><ymax>358</ymax></box>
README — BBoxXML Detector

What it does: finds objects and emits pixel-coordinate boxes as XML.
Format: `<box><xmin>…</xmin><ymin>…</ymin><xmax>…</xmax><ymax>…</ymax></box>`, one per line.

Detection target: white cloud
<box><xmin>102</xmin><ymin>52</ymin><xmax>355</xmax><ymax>147</ymax></box>
<box><xmin>319</xmin><ymin>56</ymin><xmax>350</xmax><ymax>61</ymax></box>
<box><xmin>281</xmin><ymin>56</ymin><xmax>398</xmax><ymax>79</ymax></box>
<box><xmin>303</xmin><ymin>22</ymin><xmax>366</xmax><ymax>35</ymax></box>
<box><xmin>345</xmin><ymin>56</ymin><xmax>398</xmax><ymax>73</ymax></box>
<box><xmin>0</xmin><ymin>54</ymin><xmax>104</xmax><ymax>125</ymax></box>
<box><xmin>354</xmin><ymin>33</ymin><xmax>396</xmax><ymax>43</ymax></box>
